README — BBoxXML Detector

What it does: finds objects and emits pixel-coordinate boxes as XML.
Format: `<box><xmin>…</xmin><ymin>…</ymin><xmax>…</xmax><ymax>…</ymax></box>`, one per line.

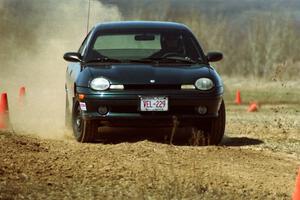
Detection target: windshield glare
<box><xmin>87</xmin><ymin>30</ymin><xmax>202</xmax><ymax>62</ymax></box>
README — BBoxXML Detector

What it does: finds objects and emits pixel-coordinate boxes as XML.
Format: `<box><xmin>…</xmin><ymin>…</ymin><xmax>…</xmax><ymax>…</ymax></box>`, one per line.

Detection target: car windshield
<box><xmin>86</xmin><ymin>29</ymin><xmax>204</xmax><ymax>63</ymax></box>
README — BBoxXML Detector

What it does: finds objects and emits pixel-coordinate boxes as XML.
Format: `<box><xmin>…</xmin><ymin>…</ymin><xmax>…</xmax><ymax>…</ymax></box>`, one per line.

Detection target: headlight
<box><xmin>90</xmin><ymin>77</ymin><xmax>110</xmax><ymax>91</ymax></box>
<box><xmin>195</xmin><ymin>78</ymin><xmax>214</xmax><ymax>90</ymax></box>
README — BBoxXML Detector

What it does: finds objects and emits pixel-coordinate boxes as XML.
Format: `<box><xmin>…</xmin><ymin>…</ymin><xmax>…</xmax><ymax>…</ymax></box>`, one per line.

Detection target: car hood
<box><xmin>76</xmin><ymin>63</ymin><xmax>219</xmax><ymax>86</ymax></box>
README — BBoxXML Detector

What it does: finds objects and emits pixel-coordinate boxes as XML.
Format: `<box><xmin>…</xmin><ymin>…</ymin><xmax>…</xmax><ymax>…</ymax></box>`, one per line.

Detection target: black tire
<box><xmin>190</xmin><ymin>100</ymin><xmax>226</xmax><ymax>146</ymax></box>
<box><xmin>207</xmin><ymin>100</ymin><xmax>226</xmax><ymax>145</ymax></box>
<box><xmin>65</xmin><ymin>94</ymin><xmax>72</xmax><ymax>130</ymax></box>
<box><xmin>72</xmin><ymin>103</ymin><xmax>97</xmax><ymax>143</ymax></box>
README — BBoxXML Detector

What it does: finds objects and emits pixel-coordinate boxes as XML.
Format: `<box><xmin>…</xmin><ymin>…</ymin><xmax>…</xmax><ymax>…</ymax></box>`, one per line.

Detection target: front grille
<box><xmin>124</xmin><ymin>84</ymin><xmax>180</xmax><ymax>90</ymax></box>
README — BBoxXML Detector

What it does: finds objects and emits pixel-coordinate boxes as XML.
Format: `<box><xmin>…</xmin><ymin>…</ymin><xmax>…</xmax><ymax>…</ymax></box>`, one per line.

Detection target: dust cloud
<box><xmin>0</xmin><ymin>0</ymin><xmax>122</xmax><ymax>139</ymax></box>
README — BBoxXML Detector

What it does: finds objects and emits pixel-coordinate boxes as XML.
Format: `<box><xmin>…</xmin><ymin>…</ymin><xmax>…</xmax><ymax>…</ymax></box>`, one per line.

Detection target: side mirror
<box><xmin>207</xmin><ymin>52</ymin><xmax>223</xmax><ymax>62</ymax></box>
<box><xmin>63</xmin><ymin>52</ymin><xmax>82</xmax><ymax>62</ymax></box>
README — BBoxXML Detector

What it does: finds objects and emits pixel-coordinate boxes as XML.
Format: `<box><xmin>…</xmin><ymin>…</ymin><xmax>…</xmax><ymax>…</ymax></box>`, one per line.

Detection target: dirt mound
<box><xmin>0</xmin><ymin>129</ymin><xmax>298</xmax><ymax>200</ymax></box>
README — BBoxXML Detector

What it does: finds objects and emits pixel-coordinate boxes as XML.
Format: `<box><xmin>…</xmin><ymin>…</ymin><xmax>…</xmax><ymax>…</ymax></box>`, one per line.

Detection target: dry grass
<box><xmin>223</xmin><ymin>77</ymin><xmax>300</xmax><ymax>104</ymax></box>
<box><xmin>221</xmin><ymin>77</ymin><xmax>300</xmax><ymax>156</ymax></box>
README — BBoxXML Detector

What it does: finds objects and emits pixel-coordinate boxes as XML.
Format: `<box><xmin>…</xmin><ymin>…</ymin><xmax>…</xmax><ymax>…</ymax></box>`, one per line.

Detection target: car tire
<box><xmin>190</xmin><ymin>100</ymin><xmax>225</xmax><ymax>146</ymax></box>
<box><xmin>72</xmin><ymin>103</ymin><xmax>97</xmax><ymax>143</ymax></box>
<box><xmin>207</xmin><ymin>99</ymin><xmax>226</xmax><ymax>145</ymax></box>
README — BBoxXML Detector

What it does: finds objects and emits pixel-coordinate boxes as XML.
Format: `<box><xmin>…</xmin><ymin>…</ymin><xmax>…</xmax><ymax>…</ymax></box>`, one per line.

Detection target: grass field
<box><xmin>223</xmin><ymin>77</ymin><xmax>300</xmax><ymax>104</ymax></box>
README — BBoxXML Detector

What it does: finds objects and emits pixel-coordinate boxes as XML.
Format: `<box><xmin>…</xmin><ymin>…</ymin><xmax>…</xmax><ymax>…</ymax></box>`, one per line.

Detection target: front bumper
<box><xmin>76</xmin><ymin>87</ymin><xmax>223</xmax><ymax>127</ymax></box>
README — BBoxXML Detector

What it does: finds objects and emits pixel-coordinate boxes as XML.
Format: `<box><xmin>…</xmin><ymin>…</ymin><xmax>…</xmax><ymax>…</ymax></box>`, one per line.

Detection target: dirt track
<box><xmin>0</xmin><ymin>104</ymin><xmax>299</xmax><ymax>199</ymax></box>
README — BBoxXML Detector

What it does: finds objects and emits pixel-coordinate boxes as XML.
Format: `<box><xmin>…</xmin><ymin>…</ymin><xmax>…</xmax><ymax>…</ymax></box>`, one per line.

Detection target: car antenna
<box><xmin>86</xmin><ymin>0</ymin><xmax>92</xmax><ymax>34</ymax></box>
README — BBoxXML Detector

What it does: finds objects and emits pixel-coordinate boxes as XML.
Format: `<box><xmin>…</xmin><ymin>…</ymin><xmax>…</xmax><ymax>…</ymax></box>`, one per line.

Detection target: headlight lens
<box><xmin>195</xmin><ymin>78</ymin><xmax>214</xmax><ymax>90</ymax></box>
<box><xmin>90</xmin><ymin>77</ymin><xmax>110</xmax><ymax>91</ymax></box>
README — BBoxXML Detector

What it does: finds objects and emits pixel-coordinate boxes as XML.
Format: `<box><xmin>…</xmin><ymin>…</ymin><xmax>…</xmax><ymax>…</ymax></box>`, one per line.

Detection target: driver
<box><xmin>151</xmin><ymin>34</ymin><xmax>184</xmax><ymax>58</ymax></box>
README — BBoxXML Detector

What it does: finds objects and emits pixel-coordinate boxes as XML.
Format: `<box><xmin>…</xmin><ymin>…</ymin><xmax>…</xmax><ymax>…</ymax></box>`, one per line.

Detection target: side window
<box><xmin>78</xmin><ymin>29</ymin><xmax>94</xmax><ymax>56</ymax></box>
<box><xmin>78</xmin><ymin>37</ymin><xmax>88</xmax><ymax>55</ymax></box>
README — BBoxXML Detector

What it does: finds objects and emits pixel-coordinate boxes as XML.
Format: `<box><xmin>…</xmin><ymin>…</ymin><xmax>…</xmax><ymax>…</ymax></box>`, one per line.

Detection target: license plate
<box><xmin>140</xmin><ymin>96</ymin><xmax>168</xmax><ymax>111</ymax></box>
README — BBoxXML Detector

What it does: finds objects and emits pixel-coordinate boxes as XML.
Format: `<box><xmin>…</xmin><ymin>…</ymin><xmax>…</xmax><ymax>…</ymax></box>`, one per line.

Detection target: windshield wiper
<box><xmin>129</xmin><ymin>56</ymin><xmax>197</xmax><ymax>64</ymax></box>
<box><xmin>85</xmin><ymin>56</ymin><xmax>197</xmax><ymax>64</ymax></box>
<box><xmin>162</xmin><ymin>56</ymin><xmax>197</xmax><ymax>64</ymax></box>
<box><xmin>85</xmin><ymin>57</ymin><xmax>121</xmax><ymax>63</ymax></box>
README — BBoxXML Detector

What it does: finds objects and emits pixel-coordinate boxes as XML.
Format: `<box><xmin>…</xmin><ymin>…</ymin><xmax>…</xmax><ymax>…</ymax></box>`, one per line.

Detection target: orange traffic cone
<box><xmin>247</xmin><ymin>102</ymin><xmax>258</xmax><ymax>112</ymax></box>
<box><xmin>0</xmin><ymin>93</ymin><xmax>10</xmax><ymax>129</ymax></box>
<box><xmin>19</xmin><ymin>86</ymin><xmax>26</xmax><ymax>107</ymax></box>
<box><xmin>235</xmin><ymin>90</ymin><xmax>242</xmax><ymax>105</ymax></box>
<box><xmin>293</xmin><ymin>168</ymin><xmax>300</xmax><ymax>200</ymax></box>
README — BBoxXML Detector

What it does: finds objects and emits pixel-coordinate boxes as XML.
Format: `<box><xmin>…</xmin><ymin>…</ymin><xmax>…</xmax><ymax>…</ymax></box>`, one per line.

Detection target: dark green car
<box><xmin>64</xmin><ymin>21</ymin><xmax>225</xmax><ymax>145</ymax></box>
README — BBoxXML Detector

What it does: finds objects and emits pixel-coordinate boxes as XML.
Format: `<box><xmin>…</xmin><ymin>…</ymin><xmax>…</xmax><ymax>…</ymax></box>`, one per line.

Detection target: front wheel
<box><xmin>72</xmin><ymin>103</ymin><xmax>98</xmax><ymax>143</ymax></box>
<box><xmin>190</xmin><ymin>100</ymin><xmax>226</xmax><ymax>146</ymax></box>
<box><xmin>208</xmin><ymin>100</ymin><xmax>226</xmax><ymax>145</ymax></box>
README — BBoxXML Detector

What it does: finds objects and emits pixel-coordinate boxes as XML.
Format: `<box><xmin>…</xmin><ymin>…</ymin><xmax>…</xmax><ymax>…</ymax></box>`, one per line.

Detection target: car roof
<box><xmin>93</xmin><ymin>21</ymin><xmax>190</xmax><ymax>32</ymax></box>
